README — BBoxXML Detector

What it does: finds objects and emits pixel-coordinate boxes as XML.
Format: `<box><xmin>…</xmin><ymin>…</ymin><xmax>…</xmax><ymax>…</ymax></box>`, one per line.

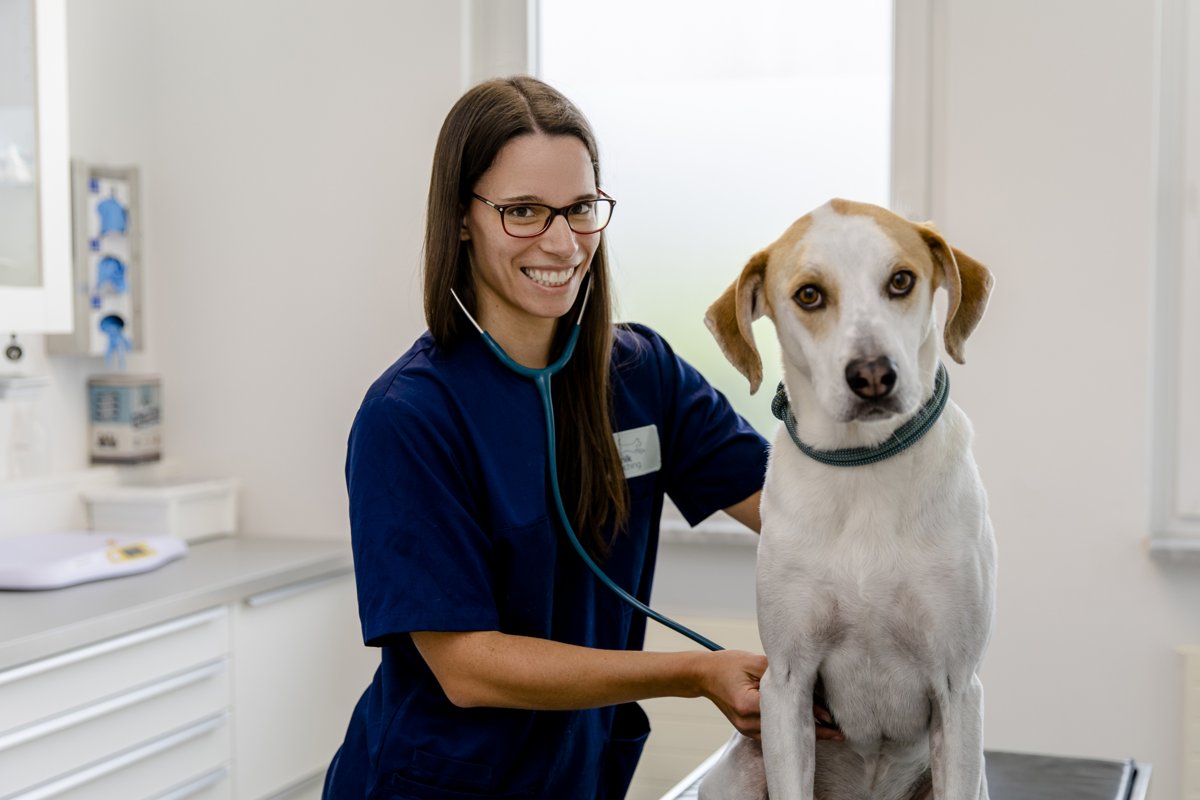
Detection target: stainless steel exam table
<box><xmin>660</xmin><ymin>747</ymin><xmax>1152</xmax><ymax>800</ymax></box>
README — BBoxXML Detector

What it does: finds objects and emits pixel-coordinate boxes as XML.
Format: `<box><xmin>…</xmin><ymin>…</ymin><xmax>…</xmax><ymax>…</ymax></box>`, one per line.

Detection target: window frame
<box><xmin>1149</xmin><ymin>0</ymin><xmax>1200</xmax><ymax>558</ymax></box>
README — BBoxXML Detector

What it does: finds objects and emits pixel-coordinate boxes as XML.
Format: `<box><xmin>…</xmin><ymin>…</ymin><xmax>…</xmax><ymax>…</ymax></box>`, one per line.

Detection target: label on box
<box><xmin>89</xmin><ymin>377</ymin><xmax>161</xmax><ymax>463</ymax></box>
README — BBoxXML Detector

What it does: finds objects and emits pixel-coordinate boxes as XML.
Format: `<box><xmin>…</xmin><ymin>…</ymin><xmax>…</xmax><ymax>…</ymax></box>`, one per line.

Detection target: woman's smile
<box><xmin>521</xmin><ymin>265</ymin><xmax>578</xmax><ymax>288</ymax></box>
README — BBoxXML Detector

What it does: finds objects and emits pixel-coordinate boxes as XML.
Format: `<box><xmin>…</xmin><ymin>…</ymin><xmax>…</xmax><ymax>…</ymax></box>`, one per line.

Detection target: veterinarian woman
<box><xmin>323</xmin><ymin>76</ymin><xmax>839</xmax><ymax>800</ymax></box>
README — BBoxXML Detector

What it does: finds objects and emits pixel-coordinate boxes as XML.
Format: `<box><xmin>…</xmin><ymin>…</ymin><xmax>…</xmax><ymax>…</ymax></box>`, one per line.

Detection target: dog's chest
<box><xmin>756</xmin><ymin>417</ymin><xmax>992</xmax><ymax>665</ymax></box>
<box><xmin>759</xmin><ymin>411</ymin><xmax>985</xmax><ymax>568</ymax></box>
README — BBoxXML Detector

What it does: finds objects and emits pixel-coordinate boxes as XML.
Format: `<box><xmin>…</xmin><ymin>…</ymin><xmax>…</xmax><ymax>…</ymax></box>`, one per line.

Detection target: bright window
<box><xmin>539</xmin><ymin>1</ymin><xmax>893</xmax><ymax>432</ymax></box>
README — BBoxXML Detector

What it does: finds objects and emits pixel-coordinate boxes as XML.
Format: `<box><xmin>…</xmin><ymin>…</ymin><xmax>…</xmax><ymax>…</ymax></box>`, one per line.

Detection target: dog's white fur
<box><xmin>699</xmin><ymin>200</ymin><xmax>996</xmax><ymax>800</ymax></box>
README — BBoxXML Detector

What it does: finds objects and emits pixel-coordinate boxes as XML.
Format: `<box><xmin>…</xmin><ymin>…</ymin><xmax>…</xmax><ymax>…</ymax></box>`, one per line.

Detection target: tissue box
<box><xmin>83</xmin><ymin>478</ymin><xmax>239</xmax><ymax>543</ymax></box>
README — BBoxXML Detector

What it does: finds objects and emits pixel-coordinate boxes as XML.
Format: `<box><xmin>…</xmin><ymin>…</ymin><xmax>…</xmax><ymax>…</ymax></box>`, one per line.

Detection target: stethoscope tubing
<box><xmin>451</xmin><ymin>281</ymin><xmax>724</xmax><ymax>652</ymax></box>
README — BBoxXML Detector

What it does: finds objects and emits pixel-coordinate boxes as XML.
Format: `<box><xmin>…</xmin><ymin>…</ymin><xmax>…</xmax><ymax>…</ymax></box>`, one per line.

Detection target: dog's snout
<box><xmin>845</xmin><ymin>356</ymin><xmax>898</xmax><ymax>400</ymax></box>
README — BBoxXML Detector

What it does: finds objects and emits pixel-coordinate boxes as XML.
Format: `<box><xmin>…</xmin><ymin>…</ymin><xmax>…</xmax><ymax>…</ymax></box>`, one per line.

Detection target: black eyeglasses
<box><xmin>471</xmin><ymin>190</ymin><xmax>616</xmax><ymax>238</ymax></box>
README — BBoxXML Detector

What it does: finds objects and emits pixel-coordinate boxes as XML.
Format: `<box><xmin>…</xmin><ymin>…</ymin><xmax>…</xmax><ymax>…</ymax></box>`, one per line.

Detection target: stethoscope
<box><xmin>451</xmin><ymin>276</ymin><xmax>724</xmax><ymax>652</ymax></box>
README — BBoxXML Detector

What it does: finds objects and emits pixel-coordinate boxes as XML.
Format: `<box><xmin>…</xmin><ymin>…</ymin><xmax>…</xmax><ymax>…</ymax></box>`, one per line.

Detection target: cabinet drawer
<box><xmin>0</xmin><ymin>659</ymin><xmax>230</xmax><ymax>796</ymax></box>
<box><xmin>233</xmin><ymin>571</ymin><xmax>375</xmax><ymax>800</ymax></box>
<box><xmin>9</xmin><ymin>712</ymin><xmax>231</xmax><ymax>800</ymax></box>
<box><xmin>0</xmin><ymin>607</ymin><xmax>229</xmax><ymax>737</ymax></box>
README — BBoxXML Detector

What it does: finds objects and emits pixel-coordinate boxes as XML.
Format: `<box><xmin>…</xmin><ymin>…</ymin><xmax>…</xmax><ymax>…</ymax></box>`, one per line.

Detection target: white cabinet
<box><xmin>232</xmin><ymin>569</ymin><xmax>376</xmax><ymax>800</ymax></box>
<box><xmin>0</xmin><ymin>0</ymin><xmax>73</xmax><ymax>333</ymax></box>
<box><xmin>0</xmin><ymin>607</ymin><xmax>233</xmax><ymax>800</ymax></box>
<box><xmin>0</xmin><ymin>566</ymin><xmax>377</xmax><ymax>800</ymax></box>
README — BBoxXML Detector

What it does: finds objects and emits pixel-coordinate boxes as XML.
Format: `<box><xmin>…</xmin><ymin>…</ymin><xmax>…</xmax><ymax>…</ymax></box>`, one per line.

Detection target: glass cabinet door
<box><xmin>0</xmin><ymin>0</ymin><xmax>71</xmax><ymax>333</ymax></box>
<box><xmin>0</xmin><ymin>0</ymin><xmax>39</xmax><ymax>289</ymax></box>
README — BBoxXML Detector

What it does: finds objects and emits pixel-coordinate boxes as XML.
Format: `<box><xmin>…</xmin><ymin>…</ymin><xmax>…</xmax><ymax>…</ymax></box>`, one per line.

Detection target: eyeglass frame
<box><xmin>470</xmin><ymin>190</ymin><xmax>616</xmax><ymax>238</ymax></box>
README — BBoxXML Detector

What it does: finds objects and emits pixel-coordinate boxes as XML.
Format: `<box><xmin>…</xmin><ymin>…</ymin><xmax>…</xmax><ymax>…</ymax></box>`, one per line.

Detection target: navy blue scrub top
<box><xmin>325</xmin><ymin>323</ymin><xmax>768</xmax><ymax>800</ymax></box>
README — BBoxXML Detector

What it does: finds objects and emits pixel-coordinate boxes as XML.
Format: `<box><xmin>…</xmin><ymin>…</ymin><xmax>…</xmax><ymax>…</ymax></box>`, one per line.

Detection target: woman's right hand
<box><xmin>696</xmin><ymin>649</ymin><xmax>767</xmax><ymax>739</ymax></box>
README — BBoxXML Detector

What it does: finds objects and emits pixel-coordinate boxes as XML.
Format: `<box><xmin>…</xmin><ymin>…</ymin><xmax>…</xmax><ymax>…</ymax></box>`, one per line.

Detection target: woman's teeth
<box><xmin>522</xmin><ymin>266</ymin><xmax>576</xmax><ymax>287</ymax></box>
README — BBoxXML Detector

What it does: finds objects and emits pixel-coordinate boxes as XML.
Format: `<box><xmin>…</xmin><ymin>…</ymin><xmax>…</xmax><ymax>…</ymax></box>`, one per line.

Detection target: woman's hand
<box><xmin>696</xmin><ymin>649</ymin><xmax>767</xmax><ymax>739</ymax></box>
<box><xmin>696</xmin><ymin>650</ymin><xmax>845</xmax><ymax>742</ymax></box>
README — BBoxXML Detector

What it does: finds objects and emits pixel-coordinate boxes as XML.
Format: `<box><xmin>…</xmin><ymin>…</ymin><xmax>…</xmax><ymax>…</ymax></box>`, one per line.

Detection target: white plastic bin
<box><xmin>83</xmin><ymin>478</ymin><xmax>239</xmax><ymax>543</ymax></box>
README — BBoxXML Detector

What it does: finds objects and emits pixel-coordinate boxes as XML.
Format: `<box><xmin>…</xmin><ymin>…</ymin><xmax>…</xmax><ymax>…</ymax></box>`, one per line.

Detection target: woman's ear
<box><xmin>460</xmin><ymin>216</ymin><xmax>471</xmax><ymax>241</ymax></box>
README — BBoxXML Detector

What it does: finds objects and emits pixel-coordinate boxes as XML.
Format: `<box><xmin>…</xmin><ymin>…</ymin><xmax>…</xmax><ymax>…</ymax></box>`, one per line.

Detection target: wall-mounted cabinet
<box><xmin>0</xmin><ymin>0</ymin><xmax>72</xmax><ymax>333</ymax></box>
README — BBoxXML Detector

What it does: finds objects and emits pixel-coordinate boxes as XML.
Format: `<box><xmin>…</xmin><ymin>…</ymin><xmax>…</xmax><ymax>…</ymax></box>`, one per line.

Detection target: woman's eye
<box><xmin>889</xmin><ymin>270</ymin><xmax>916</xmax><ymax>296</ymax></box>
<box><xmin>567</xmin><ymin>201</ymin><xmax>595</xmax><ymax>216</ymax></box>
<box><xmin>794</xmin><ymin>285</ymin><xmax>824</xmax><ymax>309</ymax></box>
<box><xmin>506</xmin><ymin>205</ymin><xmax>538</xmax><ymax>220</ymax></box>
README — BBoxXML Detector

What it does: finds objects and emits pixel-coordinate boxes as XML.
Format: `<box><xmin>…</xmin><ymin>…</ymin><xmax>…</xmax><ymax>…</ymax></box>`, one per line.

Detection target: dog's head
<box><xmin>705</xmin><ymin>199</ymin><xmax>993</xmax><ymax>423</ymax></box>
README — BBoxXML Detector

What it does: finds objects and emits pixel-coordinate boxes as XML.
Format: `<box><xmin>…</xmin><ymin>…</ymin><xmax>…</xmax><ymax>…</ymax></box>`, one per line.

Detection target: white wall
<box><xmin>143</xmin><ymin>0</ymin><xmax>463</xmax><ymax>540</ymax></box>
<box><xmin>26</xmin><ymin>0</ymin><xmax>467</xmax><ymax>539</ymax></box>
<box><xmin>927</xmin><ymin>2</ymin><xmax>1197</xmax><ymax>795</ymax></box>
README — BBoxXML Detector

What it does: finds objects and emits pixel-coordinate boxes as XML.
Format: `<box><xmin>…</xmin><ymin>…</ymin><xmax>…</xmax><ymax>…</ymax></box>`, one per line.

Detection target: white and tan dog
<box><xmin>699</xmin><ymin>199</ymin><xmax>996</xmax><ymax>800</ymax></box>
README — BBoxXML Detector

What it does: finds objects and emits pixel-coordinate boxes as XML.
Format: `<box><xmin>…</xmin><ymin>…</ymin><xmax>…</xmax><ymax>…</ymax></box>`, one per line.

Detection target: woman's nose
<box><xmin>539</xmin><ymin>214</ymin><xmax>579</xmax><ymax>256</ymax></box>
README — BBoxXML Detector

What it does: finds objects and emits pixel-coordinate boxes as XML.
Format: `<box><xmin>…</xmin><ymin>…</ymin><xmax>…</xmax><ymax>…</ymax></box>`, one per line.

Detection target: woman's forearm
<box><xmin>413</xmin><ymin>630</ymin><xmax>804</xmax><ymax>740</ymax></box>
<box><xmin>411</xmin><ymin>629</ymin><xmax>709</xmax><ymax>709</ymax></box>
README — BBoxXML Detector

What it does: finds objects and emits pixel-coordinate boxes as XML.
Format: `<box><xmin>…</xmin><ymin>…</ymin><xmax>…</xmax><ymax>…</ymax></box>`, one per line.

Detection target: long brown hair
<box><xmin>423</xmin><ymin>76</ymin><xmax>628</xmax><ymax>559</ymax></box>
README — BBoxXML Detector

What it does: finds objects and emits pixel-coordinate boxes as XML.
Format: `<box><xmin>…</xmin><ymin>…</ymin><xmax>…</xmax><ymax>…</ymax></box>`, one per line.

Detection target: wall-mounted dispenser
<box><xmin>48</xmin><ymin>162</ymin><xmax>142</xmax><ymax>364</ymax></box>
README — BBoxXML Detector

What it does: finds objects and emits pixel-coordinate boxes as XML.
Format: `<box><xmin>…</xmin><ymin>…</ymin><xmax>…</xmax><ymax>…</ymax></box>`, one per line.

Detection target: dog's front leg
<box><xmin>928</xmin><ymin>672</ymin><xmax>989</xmax><ymax>799</ymax></box>
<box><xmin>759</xmin><ymin>654</ymin><xmax>822</xmax><ymax>800</ymax></box>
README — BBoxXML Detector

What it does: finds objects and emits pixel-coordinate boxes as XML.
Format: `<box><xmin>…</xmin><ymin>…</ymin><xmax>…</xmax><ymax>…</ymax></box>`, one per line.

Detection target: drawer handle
<box><xmin>10</xmin><ymin>711</ymin><xmax>228</xmax><ymax>800</ymax></box>
<box><xmin>148</xmin><ymin>765</ymin><xmax>228</xmax><ymax>800</ymax></box>
<box><xmin>0</xmin><ymin>659</ymin><xmax>227</xmax><ymax>753</ymax></box>
<box><xmin>0</xmin><ymin>607</ymin><xmax>227</xmax><ymax>687</ymax></box>
<box><xmin>268</xmin><ymin>768</ymin><xmax>325</xmax><ymax>799</ymax></box>
<box><xmin>244</xmin><ymin>568</ymin><xmax>352</xmax><ymax>608</ymax></box>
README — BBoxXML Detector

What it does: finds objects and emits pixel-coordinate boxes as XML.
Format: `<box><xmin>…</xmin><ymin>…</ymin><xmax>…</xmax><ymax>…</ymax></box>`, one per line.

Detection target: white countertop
<box><xmin>0</xmin><ymin>536</ymin><xmax>354</xmax><ymax>672</ymax></box>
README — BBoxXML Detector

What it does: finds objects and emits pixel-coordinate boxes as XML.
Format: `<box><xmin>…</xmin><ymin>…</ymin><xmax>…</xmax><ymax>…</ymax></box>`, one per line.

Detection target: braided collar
<box><xmin>771</xmin><ymin>363</ymin><xmax>949</xmax><ymax>467</ymax></box>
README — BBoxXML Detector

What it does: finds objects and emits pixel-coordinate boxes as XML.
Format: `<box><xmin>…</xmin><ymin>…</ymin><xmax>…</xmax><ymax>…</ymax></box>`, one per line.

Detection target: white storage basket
<box><xmin>83</xmin><ymin>478</ymin><xmax>239</xmax><ymax>542</ymax></box>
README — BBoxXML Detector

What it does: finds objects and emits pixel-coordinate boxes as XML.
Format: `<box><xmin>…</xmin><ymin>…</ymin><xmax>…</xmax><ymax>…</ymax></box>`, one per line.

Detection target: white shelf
<box><xmin>0</xmin><ymin>375</ymin><xmax>50</xmax><ymax>401</ymax></box>
<box><xmin>1148</xmin><ymin>536</ymin><xmax>1200</xmax><ymax>564</ymax></box>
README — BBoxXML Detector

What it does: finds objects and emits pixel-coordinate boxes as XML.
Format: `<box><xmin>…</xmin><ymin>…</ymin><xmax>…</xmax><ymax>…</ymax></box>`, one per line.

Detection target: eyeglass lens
<box><xmin>502</xmin><ymin>199</ymin><xmax>614</xmax><ymax>236</ymax></box>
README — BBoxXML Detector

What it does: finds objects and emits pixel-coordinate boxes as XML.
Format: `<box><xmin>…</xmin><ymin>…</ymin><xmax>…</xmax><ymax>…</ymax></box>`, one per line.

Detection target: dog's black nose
<box><xmin>845</xmin><ymin>356</ymin><xmax>898</xmax><ymax>399</ymax></box>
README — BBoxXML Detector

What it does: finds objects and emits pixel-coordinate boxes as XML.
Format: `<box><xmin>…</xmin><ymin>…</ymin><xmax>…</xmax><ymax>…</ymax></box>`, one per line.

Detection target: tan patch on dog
<box><xmin>828</xmin><ymin>199</ymin><xmax>941</xmax><ymax>290</ymax></box>
<box><xmin>705</xmin><ymin>250</ymin><xmax>769</xmax><ymax>392</ymax></box>
<box><xmin>828</xmin><ymin>199</ymin><xmax>993</xmax><ymax>362</ymax></box>
<box><xmin>706</xmin><ymin>216</ymin><xmax>813</xmax><ymax>393</ymax></box>
<box><xmin>784</xmin><ymin>267</ymin><xmax>840</xmax><ymax>340</ymax></box>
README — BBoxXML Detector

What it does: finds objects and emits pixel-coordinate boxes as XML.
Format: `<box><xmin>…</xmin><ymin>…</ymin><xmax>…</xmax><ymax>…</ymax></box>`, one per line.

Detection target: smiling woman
<box><xmin>323</xmin><ymin>76</ymin><xmax>788</xmax><ymax>800</ymax></box>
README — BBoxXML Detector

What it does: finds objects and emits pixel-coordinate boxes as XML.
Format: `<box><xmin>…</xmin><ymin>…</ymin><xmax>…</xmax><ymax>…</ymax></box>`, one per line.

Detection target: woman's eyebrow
<box><xmin>497</xmin><ymin>191</ymin><xmax>599</xmax><ymax>204</ymax></box>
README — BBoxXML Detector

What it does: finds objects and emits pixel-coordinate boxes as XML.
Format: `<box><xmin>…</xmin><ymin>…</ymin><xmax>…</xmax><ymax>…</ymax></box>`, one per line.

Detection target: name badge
<box><xmin>613</xmin><ymin>424</ymin><xmax>661</xmax><ymax>479</ymax></box>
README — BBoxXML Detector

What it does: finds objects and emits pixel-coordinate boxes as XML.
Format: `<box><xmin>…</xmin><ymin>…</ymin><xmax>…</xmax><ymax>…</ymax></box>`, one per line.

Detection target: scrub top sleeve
<box><xmin>346</xmin><ymin>394</ymin><xmax>501</xmax><ymax>646</ymax></box>
<box><xmin>652</xmin><ymin>334</ymin><xmax>769</xmax><ymax>527</ymax></box>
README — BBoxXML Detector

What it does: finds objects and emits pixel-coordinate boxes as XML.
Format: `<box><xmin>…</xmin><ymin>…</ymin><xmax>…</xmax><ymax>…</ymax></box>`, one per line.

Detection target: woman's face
<box><xmin>462</xmin><ymin>133</ymin><xmax>600</xmax><ymax>339</ymax></box>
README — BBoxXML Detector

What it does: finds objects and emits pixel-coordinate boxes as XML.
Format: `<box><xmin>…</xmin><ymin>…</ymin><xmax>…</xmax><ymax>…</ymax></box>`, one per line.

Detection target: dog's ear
<box><xmin>917</xmin><ymin>224</ymin><xmax>994</xmax><ymax>364</ymax></box>
<box><xmin>705</xmin><ymin>249</ymin><xmax>769</xmax><ymax>393</ymax></box>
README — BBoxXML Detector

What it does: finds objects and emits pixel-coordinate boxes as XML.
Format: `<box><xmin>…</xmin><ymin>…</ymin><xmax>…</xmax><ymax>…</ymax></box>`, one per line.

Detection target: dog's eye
<box><xmin>888</xmin><ymin>270</ymin><xmax>916</xmax><ymax>297</ymax></box>
<box><xmin>794</xmin><ymin>285</ymin><xmax>824</xmax><ymax>309</ymax></box>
